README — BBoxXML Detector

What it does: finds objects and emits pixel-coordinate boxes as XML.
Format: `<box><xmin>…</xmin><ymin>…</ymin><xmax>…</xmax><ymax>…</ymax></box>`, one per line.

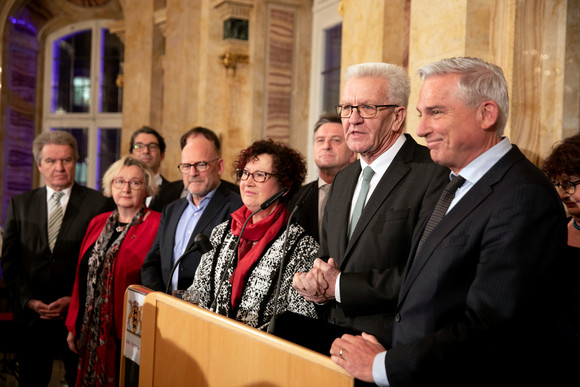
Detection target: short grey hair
<box><xmin>344</xmin><ymin>62</ymin><xmax>411</xmax><ymax>108</ymax></box>
<box><xmin>102</xmin><ymin>156</ymin><xmax>158</xmax><ymax>198</ymax></box>
<box><xmin>32</xmin><ymin>131</ymin><xmax>79</xmax><ymax>165</ymax></box>
<box><xmin>417</xmin><ymin>57</ymin><xmax>509</xmax><ymax>135</ymax></box>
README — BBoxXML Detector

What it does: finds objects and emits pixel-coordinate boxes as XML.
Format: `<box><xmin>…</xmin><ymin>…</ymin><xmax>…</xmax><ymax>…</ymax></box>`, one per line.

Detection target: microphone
<box><xmin>210</xmin><ymin>186</ymin><xmax>290</xmax><ymax>311</ymax></box>
<box><xmin>267</xmin><ymin>184</ymin><xmax>315</xmax><ymax>333</ymax></box>
<box><xmin>166</xmin><ymin>233</ymin><xmax>212</xmax><ymax>294</ymax></box>
<box><xmin>260</xmin><ymin>187</ymin><xmax>289</xmax><ymax>210</ymax></box>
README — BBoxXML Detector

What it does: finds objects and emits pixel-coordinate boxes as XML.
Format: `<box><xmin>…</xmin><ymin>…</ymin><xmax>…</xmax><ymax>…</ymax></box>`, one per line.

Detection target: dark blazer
<box><xmin>141</xmin><ymin>182</ymin><xmax>243</xmax><ymax>292</ymax></box>
<box><xmin>320</xmin><ymin>134</ymin><xmax>449</xmax><ymax>340</ymax></box>
<box><xmin>148</xmin><ymin>175</ymin><xmax>171</xmax><ymax>212</ymax></box>
<box><xmin>1</xmin><ymin>183</ymin><xmax>111</xmax><ymax>320</ymax></box>
<box><xmin>149</xmin><ymin>178</ymin><xmax>239</xmax><ymax>212</ymax></box>
<box><xmin>287</xmin><ymin>180</ymin><xmax>320</xmax><ymax>241</ymax></box>
<box><xmin>385</xmin><ymin>146</ymin><xmax>567</xmax><ymax>386</ymax></box>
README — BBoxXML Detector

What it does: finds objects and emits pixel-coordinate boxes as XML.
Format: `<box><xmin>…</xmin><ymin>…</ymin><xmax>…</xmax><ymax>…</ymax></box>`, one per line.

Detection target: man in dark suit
<box><xmin>1</xmin><ymin>131</ymin><xmax>110</xmax><ymax>387</ymax></box>
<box><xmin>288</xmin><ymin>112</ymin><xmax>356</xmax><ymax>241</ymax></box>
<box><xmin>150</xmin><ymin>127</ymin><xmax>239</xmax><ymax>211</ymax></box>
<box><xmin>293</xmin><ymin>63</ymin><xmax>448</xmax><ymax>342</ymax></box>
<box><xmin>141</xmin><ymin>129</ymin><xmax>243</xmax><ymax>292</ymax></box>
<box><xmin>129</xmin><ymin>126</ymin><xmax>171</xmax><ymax>211</ymax></box>
<box><xmin>329</xmin><ymin>57</ymin><xmax>567</xmax><ymax>386</ymax></box>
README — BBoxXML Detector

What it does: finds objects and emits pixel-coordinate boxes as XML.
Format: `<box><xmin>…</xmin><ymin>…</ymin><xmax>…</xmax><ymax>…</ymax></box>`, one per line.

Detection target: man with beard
<box><xmin>141</xmin><ymin>130</ymin><xmax>242</xmax><ymax>292</ymax></box>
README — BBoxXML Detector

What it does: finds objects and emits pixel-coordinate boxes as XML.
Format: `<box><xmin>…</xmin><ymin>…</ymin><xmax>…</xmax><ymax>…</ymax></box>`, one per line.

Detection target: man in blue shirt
<box><xmin>141</xmin><ymin>129</ymin><xmax>242</xmax><ymax>292</ymax></box>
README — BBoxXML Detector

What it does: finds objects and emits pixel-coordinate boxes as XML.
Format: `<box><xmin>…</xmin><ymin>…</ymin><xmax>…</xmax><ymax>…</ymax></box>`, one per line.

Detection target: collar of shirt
<box><xmin>449</xmin><ymin>137</ymin><xmax>513</xmax><ymax>212</ymax></box>
<box><xmin>154</xmin><ymin>174</ymin><xmax>163</xmax><ymax>186</ymax></box>
<box><xmin>351</xmin><ymin>134</ymin><xmax>407</xmax><ymax>211</ymax></box>
<box><xmin>171</xmin><ymin>184</ymin><xmax>219</xmax><ymax>291</ymax></box>
<box><xmin>46</xmin><ymin>185</ymin><xmax>72</xmax><ymax>214</ymax></box>
<box><xmin>185</xmin><ymin>184</ymin><xmax>218</xmax><ymax>211</ymax></box>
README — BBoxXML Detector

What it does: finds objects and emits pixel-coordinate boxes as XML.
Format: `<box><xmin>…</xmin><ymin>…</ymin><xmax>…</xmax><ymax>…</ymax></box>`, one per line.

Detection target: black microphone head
<box><xmin>194</xmin><ymin>233</ymin><xmax>212</xmax><ymax>254</ymax></box>
<box><xmin>260</xmin><ymin>186</ymin><xmax>289</xmax><ymax>210</ymax></box>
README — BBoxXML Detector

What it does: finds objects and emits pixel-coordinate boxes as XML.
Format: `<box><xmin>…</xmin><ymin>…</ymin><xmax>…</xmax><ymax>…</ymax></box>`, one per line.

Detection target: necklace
<box><xmin>573</xmin><ymin>219</ymin><xmax>580</xmax><ymax>231</ymax></box>
<box><xmin>116</xmin><ymin>222</ymin><xmax>127</xmax><ymax>233</ymax></box>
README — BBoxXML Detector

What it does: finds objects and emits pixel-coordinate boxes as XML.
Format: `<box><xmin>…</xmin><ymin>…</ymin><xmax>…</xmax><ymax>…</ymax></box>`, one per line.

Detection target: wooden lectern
<box><xmin>135</xmin><ymin>290</ymin><xmax>354</xmax><ymax>386</ymax></box>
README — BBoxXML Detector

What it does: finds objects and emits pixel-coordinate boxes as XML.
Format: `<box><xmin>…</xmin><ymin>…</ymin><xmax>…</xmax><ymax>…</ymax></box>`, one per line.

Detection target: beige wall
<box><xmin>1</xmin><ymin>0</ymin><xmax>578</xmax><ymax>200</ymax></box>
<box><xmin>339</xmin><ymin>0</ymin><xmax>579</xmax><ymax>166</ymax></box>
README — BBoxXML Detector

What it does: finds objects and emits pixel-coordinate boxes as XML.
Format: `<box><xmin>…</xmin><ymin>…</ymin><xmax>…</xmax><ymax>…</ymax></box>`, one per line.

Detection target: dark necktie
<box><xmin>416</xmin><ymin>175</ymin><xmax>466</xmax><ymax>253</ymax></box>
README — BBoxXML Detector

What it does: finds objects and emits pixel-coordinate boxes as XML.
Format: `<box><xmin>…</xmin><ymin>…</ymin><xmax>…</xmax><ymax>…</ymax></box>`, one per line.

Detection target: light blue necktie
<box><xmin>349</xmin><ymin>166</ymin><xmax>375</xmax><ymax>238</ymax></box>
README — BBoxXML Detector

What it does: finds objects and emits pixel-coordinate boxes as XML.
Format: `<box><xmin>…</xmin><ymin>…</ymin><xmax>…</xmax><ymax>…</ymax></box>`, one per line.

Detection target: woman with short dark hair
<box><xmin>185</xmin><ymin>139</ymin><xmax>318</xmax><ymax>329</ymax></box>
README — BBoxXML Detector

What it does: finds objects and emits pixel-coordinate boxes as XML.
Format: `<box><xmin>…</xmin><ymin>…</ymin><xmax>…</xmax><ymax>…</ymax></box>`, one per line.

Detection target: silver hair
<box><xmin>344</xmin><ymin>62</ymin><xmax>411</xmax><ymax>108</ymax></box>
<box><xmin>417</xmin><ymin>57</ymin><xmax>509</xmax><ymax>135</ymax></box>
<box><xmin>32</xmin><ymin>131</ymin><xmax>80</xmax><ymax>165</ymax></box>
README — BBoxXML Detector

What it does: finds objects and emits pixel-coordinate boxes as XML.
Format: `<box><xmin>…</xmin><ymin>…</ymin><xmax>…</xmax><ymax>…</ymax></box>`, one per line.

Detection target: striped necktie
<box><xmin>48</xmin><ymin>191</ymin><xmax>64</xmax><ymax>251</ymax></box>
<box><xmin>416</xmin><ymin>175</ymin><xmax>466</xmax><ymax>253</ymax></box>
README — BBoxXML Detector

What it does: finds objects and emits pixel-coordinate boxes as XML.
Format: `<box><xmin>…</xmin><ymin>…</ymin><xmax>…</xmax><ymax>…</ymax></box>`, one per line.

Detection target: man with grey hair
<box><xmin>288</xmin><ymin>112</ymin><xmax>356</xmax><ymax>241</ymax></box>
<box><xmin>293</xmin><ymin>63</ymin><xmax>448</xmax><ymax>345</ymax></box>
<box><xmin>1</xmin><ymin>131</ymin><xmax>110</xmax><ymax>386</ymax></box>
<box><xmin>330</xmin><ymin>57</ymin><xmax>567</xmax><ymax>386</ymax></box>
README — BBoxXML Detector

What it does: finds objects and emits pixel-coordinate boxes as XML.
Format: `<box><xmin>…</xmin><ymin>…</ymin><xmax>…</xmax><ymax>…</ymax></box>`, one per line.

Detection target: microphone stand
<box><xmin>209</xmin><ymin>186</ymin><xmax>289</xmax><ymax>312</ymax></box>
<box><xmin>267</xmin><ymin>184</ymin><xmax>315</xmax><ymax>333</ymax></box>
<box><xmin>210</xmin><ymin>209</ymin><xmax>258</xmax><ymax>311</ymax></box>
<box><xmin>166</xmin><ymin>234</ymin><xmax>211</xmax><ymax>294</ymax></box>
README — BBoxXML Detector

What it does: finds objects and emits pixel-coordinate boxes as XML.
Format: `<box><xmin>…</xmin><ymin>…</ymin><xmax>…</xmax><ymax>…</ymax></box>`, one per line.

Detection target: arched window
<box><xmin>43</xmin><ymin>20</ymin><xmax>123</xmax><ymax>190</ymax></box>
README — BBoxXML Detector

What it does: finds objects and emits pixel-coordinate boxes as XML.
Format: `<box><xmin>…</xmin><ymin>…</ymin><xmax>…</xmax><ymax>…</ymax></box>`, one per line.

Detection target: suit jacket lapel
<box><xmin>334</xmin><ymin>164</ymin><xmax>360</xmax><ymax>265</ymax></box>
<box><xmin>167</xmin><ymin>199</ymin><xmax>188</xmax><ymax>251</ymax></box>
<box><xmin>34</xmin><ymin>187</ymin><xmax>49</xmax><ymax>248</ymax></box>
<box><xmin>399</xmin><ymin>147</ymin><xmax>524</xmax><ymax>301</ymax></box>
<box><xmin>59</xmin><ymin>184</ymin><xmax>84</xmax><ymax>238</ymax></box>
<box><xmin>343</xmin><ymin>138</ymin><xmax>415</xmax><ymax>262</ymax></box>
<box><xmin>187</xmin><ymin>184</ymin><xmax>228</xmax><ymax>250</ymax></box>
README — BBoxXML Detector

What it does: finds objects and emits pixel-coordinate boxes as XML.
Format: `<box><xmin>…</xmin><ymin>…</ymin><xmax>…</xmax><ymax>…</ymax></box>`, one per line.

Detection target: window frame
<box><xmin>308</xmin><ymin>0</ymin><xmax>342</xmax><ymax>181</ymax></box>
<box><xmin>42</xmin><ymin>19</ymin><xmax>122</xmax><ymax>190</ymax></box>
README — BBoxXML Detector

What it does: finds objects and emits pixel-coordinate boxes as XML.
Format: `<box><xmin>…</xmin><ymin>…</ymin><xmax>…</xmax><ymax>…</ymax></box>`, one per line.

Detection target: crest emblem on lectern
<box><xmin>126</xmin><ymin>299</ymin><xmax>142</xmax><ymax>337</ymax></box>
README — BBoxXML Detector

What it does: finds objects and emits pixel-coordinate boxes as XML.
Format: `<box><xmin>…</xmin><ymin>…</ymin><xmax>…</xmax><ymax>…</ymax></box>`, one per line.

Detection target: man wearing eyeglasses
<box><xmin>129</xmin><ymin>126</ymin><xmax>169</xmax><ymax>211</ymax></box>
<box><xmin>149</xmin><ymin>127</ymin><xmax>239</xmax><ymax>210</ymax></box>
<box><xmin>293</xmin><ymin>63</ymin><xmax>448</xmax><ymax>346</ymax></box>
<box><xmin>288</xmin><ymin>112</ymin><xmax>357</xmax><ymax>241</ymax></box>
<box><xmin>141</xmin><ymin>131</ymin><xmax>242</xmax><ymax>293</ymax></box>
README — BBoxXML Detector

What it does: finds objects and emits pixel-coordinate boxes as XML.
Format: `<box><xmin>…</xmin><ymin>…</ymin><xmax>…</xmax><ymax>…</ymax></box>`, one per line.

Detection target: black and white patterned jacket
<box><xmin>186</xmin><ymin>219</ymin><xmax>319</xmax><ymax>329</ymax></box>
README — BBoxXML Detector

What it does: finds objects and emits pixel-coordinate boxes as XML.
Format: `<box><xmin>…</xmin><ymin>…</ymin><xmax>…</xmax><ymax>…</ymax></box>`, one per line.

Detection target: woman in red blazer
<box><xmin>66</xmin><ymin>156</ymin><xmax>161</xmax><ymax>387</ymax></box>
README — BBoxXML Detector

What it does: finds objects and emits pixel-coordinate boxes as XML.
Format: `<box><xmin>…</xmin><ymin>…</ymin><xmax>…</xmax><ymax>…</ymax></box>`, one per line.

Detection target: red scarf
<box><xmin>229</xmin><ymin>203</ymin><xmax>289</xmax><ymax>308</ymax></box>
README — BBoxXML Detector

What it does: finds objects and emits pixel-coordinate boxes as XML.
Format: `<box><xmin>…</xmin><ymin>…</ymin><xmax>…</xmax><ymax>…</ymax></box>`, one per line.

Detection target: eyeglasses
<box><xmin>336</xmin><ymin>104</ymin><xmax>399</xmax><ymax>118</ymax></box>
<box><xmin>112</xmin><ymin>178</ymin><xmax>144</xmax><ymax>190</ymax></box>
<box><xmin>236</xmin><ymin>169</ymin><xmax>276</xmax><ymax>183</ymax></box>
<box><xmin>133</xmin><ymin>143</ymin><xmax>160</xmax><ymax>152</ymax></box>
<box><xmin>553</xmin><ymin>179</ymin><xmax>580</xmax><ymax>194</ymax></box>
<box><xmin>178</xmin><ymin>159</ymin><xmax>218</xmax><ymax>174</ymax></box>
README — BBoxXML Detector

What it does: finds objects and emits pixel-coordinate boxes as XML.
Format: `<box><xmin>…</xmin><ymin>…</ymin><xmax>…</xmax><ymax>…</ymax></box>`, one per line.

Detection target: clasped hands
<box><xmin>28</xmin><ymin>296</ymin><xmax>71</xmax><ymax>320</ymax></box>
<box><xmin>292</xmin><ymin>258</ymin><xmax>339</xmax><ymax>303</ymax></box>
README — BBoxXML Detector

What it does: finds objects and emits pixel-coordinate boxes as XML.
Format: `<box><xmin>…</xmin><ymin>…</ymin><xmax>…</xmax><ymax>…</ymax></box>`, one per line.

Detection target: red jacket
<box><xmin>66</xmin><ymin>209</ymin><xmax>161</xmax><ymax>338</ymax></box>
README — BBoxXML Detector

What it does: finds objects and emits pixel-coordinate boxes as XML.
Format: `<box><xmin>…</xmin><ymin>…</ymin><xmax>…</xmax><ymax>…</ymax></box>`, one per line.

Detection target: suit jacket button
<box><xmin>395</xmin><ymin>313</ymin><xmax>401</xmax><ymax>322</ymax></box>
